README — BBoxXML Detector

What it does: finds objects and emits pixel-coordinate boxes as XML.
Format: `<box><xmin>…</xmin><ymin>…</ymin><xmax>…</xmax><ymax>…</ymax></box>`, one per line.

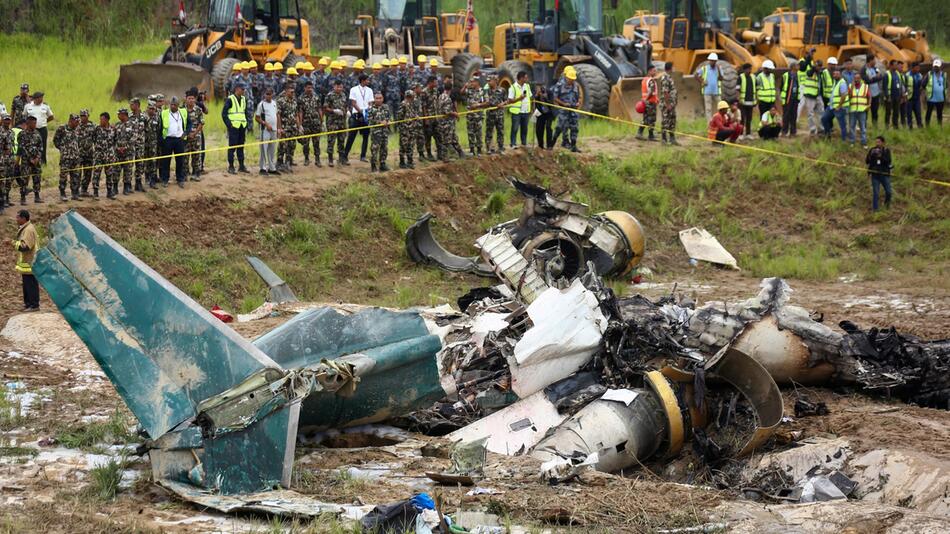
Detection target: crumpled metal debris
<box><xmin>406</xmin><ymin>177</ymin><xmax>646</xmax><ymax>282</ymax></box>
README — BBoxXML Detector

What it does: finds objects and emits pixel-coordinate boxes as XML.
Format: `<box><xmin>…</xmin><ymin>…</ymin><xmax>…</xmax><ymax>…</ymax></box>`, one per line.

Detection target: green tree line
<box><xmin>0</xmin><ymin>0</ymin><xmax>944</xmax><ymax>50</ymax></box>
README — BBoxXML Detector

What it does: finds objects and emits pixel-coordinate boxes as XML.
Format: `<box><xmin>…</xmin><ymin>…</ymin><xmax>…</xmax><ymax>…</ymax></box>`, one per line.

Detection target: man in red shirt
<box><xmin>708</xmin><ymin>100</ymin><xmax>743</xmax><ymax>144</ymax></box>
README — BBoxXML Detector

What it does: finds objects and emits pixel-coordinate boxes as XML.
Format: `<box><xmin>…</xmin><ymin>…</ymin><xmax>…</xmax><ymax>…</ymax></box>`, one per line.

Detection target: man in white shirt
<box><xmin>507</xmin><ymin>71</ymin><xmax>532</xmax><ymax>147</ymax></box>
<box><xmin>255</xmin><ymin>88</ymin><xmax>280</xmax><ymax>175</ymax></box>
<box><xmin>23</xmin><ymin>92</ymin><xmax>53</xmax><ymax>163</ymax></box>
<box><xmin>344</xmin><ymin>74</ymin><xmax>374</xmax><ymax>164</ymax></box>
<box><xmin>158</xmin><ymin>96</ymin><xmax>190</xmax><ymax>187</ymax></box>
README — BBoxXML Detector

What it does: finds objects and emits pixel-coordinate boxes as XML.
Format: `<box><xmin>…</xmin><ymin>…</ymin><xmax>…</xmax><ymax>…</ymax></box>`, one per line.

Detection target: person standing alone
<box><xmin>866</xmin><ymin>136</ymin><xmax>893</xmax><ymax>211</ymax></box>
<box><xmin>924</xmin><ymin>59</ymin><xmax>946</xmax><ymax>126</ymax></box>
<box><xmin>12</xmin><ymin>209</ymin><xmax>39</xmax><ymax>311</ymax></box>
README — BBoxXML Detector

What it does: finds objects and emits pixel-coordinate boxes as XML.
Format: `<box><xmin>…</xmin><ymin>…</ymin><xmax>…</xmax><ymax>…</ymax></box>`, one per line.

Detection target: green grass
<box><xmin>54</xmin><ymin>409</ymin><xmax>136</xmax><ymax>452</ymax></box>
<box><xmin>0</xmin><ymin>387</ymin><xmax>25</xmax><ymax>431</ymax></box>
<box><xmin>83</xmin><ymin>457</ymin><xmax>126</xmax><ymax>502</ymax></box>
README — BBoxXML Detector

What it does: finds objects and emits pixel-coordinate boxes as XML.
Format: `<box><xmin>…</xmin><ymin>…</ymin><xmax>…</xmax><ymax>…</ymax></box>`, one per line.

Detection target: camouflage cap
<box><xmin>68</xmin><ymin>113</ymin><xmax>79</xmax><ymax>120</ymax></box>
<box><xmin>155</xmin><ymin>93</ymin><xmax>166</xmax><ymax>101</ymax></box>
<box><xmin>20</xmin><ymin>83</ymin><xmax>29</xmax><ymax>90</ymax></box>
<box><xmin>1</xmin><ymin>113</ymin><xmax>10</xmax><ymax>120</ymax></box>
<box><xmin>130</xmin><ymin>97</ymin><xmax>140</xmax><ymax>104</ymax></box>
<box><xmin>79</xmin><ymin>109</ymin><xmax>90</xmax><ymax>116</ymax></box>
<box><xmin>404</xmin><ymin>89</ymin><xmax>414</xmax><ymax>98</ymax></box>
<box><xmin>118</xmin><ymin>108</ymin><xmax>129</xmax><ymax>115</ymax></box>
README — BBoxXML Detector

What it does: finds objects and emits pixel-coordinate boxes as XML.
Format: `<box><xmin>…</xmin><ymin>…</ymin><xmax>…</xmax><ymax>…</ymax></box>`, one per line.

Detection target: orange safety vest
<box><xmin>641</xmin><ymin>77</ymin><xmax>658</xmax><ymax>104</ymax></box>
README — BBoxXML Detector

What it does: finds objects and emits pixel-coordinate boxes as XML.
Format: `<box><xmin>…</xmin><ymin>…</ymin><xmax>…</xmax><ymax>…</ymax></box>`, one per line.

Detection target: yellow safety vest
<box><xmin>160</xmin><ymin>108</ymin><xmax>189</xmax><ymax>139</ymax></box>
<box><xmin>739</xmin><ymin>73</ymin><xmax>757</xmax><ymax>102</ymax></box>
<box><xmin>227</xmin><ymin>94</ymin><xmax>247</xmax><ymax>128</ymax></box>
<box><xmin>508</xmin><ymin>83</ymin><xmax>532</xmax><ymax>114</ymax></box>
<box><xmin>849</xmin><ymin>83</ymin><xmax>869</xmax><ymax>112</ymax></box>
<box><xmin>799</xmin><ymin>70</ymin><xmax>819</xmax><ymax>98</ymax></box>
<box><xmin>13</xmin><ymin>223</ymin><xmax>35</xmax><ymax>275</ymax></box>
<box><xmin>820</xmin><ymin>70</ymin><xmax>834</xmax><ymax>99</ymax></box>
<box><xmin>832</xmin><ymin>79</ymin><xmax>850</xmax><ymax>109</ymax></box>
<box><xmin>925</xmin><ymin>72</ymin><xmax>945</xmax><ymax>101</ymax></box>
<box><xmin>757</xmin><ymin>72</ymin><xmax>776</xmax><ymax>103</ymax></box>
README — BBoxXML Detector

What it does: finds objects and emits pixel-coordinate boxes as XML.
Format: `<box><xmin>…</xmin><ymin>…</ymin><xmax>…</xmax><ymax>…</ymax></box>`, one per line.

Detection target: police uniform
<box><xmin>52</xmin><ymin>116</ymin><xmax>81</xmax><ymax>200</ymax></box>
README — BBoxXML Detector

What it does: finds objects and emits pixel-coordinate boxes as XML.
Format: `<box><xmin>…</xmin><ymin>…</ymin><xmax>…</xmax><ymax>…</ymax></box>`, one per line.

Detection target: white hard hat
<box><xmin>827</xmin><ymin>56</ymin><xmax>838</xmax><ymax>66</ymax></box>
<box><xmin>935</xmin><ymin>59</ymin><xmax>943</xmax><ymax>68</ymax></box>
<box><xmin>762</xmin><ymin>60</ymin><xmax>775</xmax><ymax>70</ymax></box>
<box><xmin>708</xmin><ymin>53</ymin><xmax>719</xmax><ymax>61</ymax></box>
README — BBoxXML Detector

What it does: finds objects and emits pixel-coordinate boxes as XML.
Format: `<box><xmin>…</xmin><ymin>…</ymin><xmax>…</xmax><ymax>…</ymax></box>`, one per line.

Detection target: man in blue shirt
<box><xmin>925</xmin><ymin>58</ymin><xmax>946</xmax><ymax>126</ymax></box>
<box><xmin>696</xmin><ymin>53</ymin><xmax>720</xmax><ymax>121</ymax></box>
<box><xmin>905</xmin><ymin>62</ymin><xmax>924</xmax><ymax>129</ymax></box>
<box><xmin>861</xmin><ymin>57</ymin><xmax>884</xmax><ymax>127</ymax></box>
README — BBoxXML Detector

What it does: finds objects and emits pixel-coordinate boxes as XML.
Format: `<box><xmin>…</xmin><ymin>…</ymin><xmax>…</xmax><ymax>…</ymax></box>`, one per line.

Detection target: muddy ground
<box><xmin>1</xmin><ymin>143</ymin><xmax>948</xmax><ymax>533</ymax></box>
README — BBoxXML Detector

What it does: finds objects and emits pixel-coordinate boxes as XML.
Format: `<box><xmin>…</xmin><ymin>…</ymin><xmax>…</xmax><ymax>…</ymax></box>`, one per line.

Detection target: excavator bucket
<box><xmin>607</xmin><ymin>78</ymin><xmax>641</xmax><ymax>122</ymax></box>
<box><xmin>674</xmin><ymin>72</ymin><xmax>705</xmax><ymax>120</ymax></box>
<box><xmin>112</xmin><ymin>61</ymin><xmax>212</xmax><ymax>101</ymax></box>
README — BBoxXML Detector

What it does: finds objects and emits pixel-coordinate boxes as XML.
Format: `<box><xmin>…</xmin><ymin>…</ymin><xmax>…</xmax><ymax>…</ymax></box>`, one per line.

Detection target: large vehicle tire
<box><xmin>498</xmin><ymin>59</ymin><xmax>531</xmax><ymax>89</ymax></box>
<box><xmin>573</xmin><ymin>63</ymin><xmax>610</xmax><ymax>116</ymax></box>
<box><xmin>212</xmin><ymin>57</ymin><xmax>240</xmax><ymax>97</ymax></box>
<box><xmin>285</xmin><ymin>53</ymin><xmax>306</xmax><ymax>70</ymax></box>
<box><xmin>717</xmin><ymin>60</ymin><xmax>738</xmax><ymax>104</ymax></box>
<box><xmin>452</xmin><ymin>52</ymin><xmax>483</xmax><ymax>88</ymax></box>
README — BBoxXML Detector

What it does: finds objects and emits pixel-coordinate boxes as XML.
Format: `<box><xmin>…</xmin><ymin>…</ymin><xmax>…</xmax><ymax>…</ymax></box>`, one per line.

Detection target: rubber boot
<box><xmin>380</xmin><ymin>163</ymin><xmax>389</xmax><ymax>172</ymax></box>
<box><xmin>93</xmin><ymin>187</ymin><xmax>99</xmax><ymax>200</ymax></box>
<box><xmin>134</xmin><ymin>179</ymin><xmax>145</xmax><ymax>192</ymax></box>
<box><xmin>327</xmin><ymin>154</ymin><xmax>334</xmax><ymax>167</ymax></box>
<box><xmin>20</xmin><ymin>193</ymin><xmax>27</xmax><ymax>206</ymax></box>
<box><xmin>34</xmin><ymin>191</ymin><xmax>43</xmax><ymax>204</ymax></box>
<box><xmin>304</xmin><ymin>154</ymin><xmax>310</xmax><ymax>166</ymax></box>
<box><xmin>238</xmin><ymin>163</ymin><xmax>250</xmax><ymax>174</ymax></box>
<box><xmin>123</xmin><ymin>183</ymin><xmax>132</xmax><ymax>195</ymax></box>
<box><xmin>228</xmin><ymin>166</ymin><xmax>236</xmax><ymax>174</ymax></box>
<box><xmin>315</xmin><ymin>154</ymin><xmax>322</xmax><ymax>168</ymax></box>
<box><xmin>399</xmin><ymin>156</ymin><xmax>406</xmax><ymax>169</ymax></box>
<box><xmin>370</xmin><ymin>163</ymin><xmax>377</xmax><ymax>172</ymax></box>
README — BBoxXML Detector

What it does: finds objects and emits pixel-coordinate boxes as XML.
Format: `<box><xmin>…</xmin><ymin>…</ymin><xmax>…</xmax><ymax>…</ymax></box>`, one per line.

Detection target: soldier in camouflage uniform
<box><xmin>0</xmin><ymin>114</ymin><xmax>12</xmax><ymax>210</ymax></box>
<box><xmin>144</xmin><ymin>104</ymin><xmax>161</xmax><ymax>187</ymax></box>
<box><xmin>553</xmin><ymin>72</ymin><xmax>581</xmax><ymax>152</ymax></box>
<box><xmin>385</xmin><ymin>63</ymin><xmax>403</xmax><ymax>119</ymax></box>
<box><xmin>296</xmin><ymin>81</ymin><xmax>324</xmax><ymax>167</ymax></box>
<box><xmin>636</xmin><ymin>65</ymin><xmax>659</xmax><ymax>142</ymax></box>
<box><xmin>114</xmin><ymin>108</ymin><xmax>136</xmax><ymax>195</ymax></box>
<box><xmin>658</xmin><ymin>62</ymin><xmax>679</xmax><ymax>145</ymax></box>
<box><xmin>276</xmin><ymin>85</ymin><xmax>299</xmax><ymax>172</ymax></box>
<box><xmin>76</xmin><ymin>109</ymin><xmax>95</xmax><ymax>196</ymax></box>
<box><xmin>436</xmin><ymin>83</ymin><xmax>465</xmax><ymax>161</ymax></box>
<box><xmin>462</xmin><ymin>78</ymin><xmax>487</xmax><ymax>155</ymax></box>
<box><xmin>397</xmin><ymin>90</ymin><xmax>419</xmax><ymax>169</ymax></box>
<box><xmin>369</xmin><ymin>64</ymin><xmax>385</xmax><ymax>96</ymax></box>
<box><xmin>483</xmin><ymin>76</ymin><xmax>507</xmax><ymax>154</ymax></box>
<box><xmin>18</xmin><ymin>116</ymin><xmax>43</xmax><ymax>204</ymax></box>
<box><xmin>184</xmin><ymin>92</ymin><xmax>204</xmax><ymax>181</ymax></box>
<box><xmin>367</xmin><ymin>93</ymin><xmax>392</xmax><ymax>172</ymax></box>
<box><xmin>11</xmin><ymin>84</ymin><xmax>29</xmax><ymax>124</ymax></box>
<box><xmin>323</xmin><ymin>80</ymin><xmax>348</xmax><ymax>167</ymax></box>
<box><xmin>92</xmin><ymin>112</ymin><xmax>116</xmax><ymax>199</ymax></box>
<box><xmin>52</xmin><ymin>113</ymin><xmax>82</xmax><ymax>201</ymax></box>
<box><xmin>129</xmin><ymin>98</ymin><xmax>148</xmax><ymax>192</ymax></box>
<box><xmin>420</xmin><ymin>77</ymin><xmax>440</xmax><ymax>160</ymax></box>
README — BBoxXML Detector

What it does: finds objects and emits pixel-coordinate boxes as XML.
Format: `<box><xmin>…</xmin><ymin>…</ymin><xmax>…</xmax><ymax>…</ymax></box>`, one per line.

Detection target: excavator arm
<box><xmin>853</xmin><ymin>25</ymin><xmax>908</xmax><ymax>65</ymax></box>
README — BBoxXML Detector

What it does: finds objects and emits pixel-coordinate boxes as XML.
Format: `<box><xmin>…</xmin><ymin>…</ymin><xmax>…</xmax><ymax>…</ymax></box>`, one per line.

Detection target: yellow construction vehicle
<box><xmin>480</xmin><ymin>0</ymin><xmax>653</xmax><ymax>118</ymax></box>
<box><xmin>624</xmin><ymin>1</ymin><xmax>793</xmax><ymax>103</ymax></box>
<box><xmin>340</xmin><ymin>1</ymin><xmax>487</xmax><ymax>82</ymax></box>
<box><xmin>113</xmin><ymin>0</ymin><xmax>313</xmax><ymax>100</ymax></box>
<box><xmin>751</xmin><ymin>1</ymin><xmax>934</xmax><ymax>69</ymax></box>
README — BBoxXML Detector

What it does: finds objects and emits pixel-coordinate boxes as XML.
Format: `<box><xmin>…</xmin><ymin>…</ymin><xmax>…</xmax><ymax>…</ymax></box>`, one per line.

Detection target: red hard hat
<box><xmin>635</xmin><ymin>100</ymin><xmax>646</xmax><ymax>114</ymax></box>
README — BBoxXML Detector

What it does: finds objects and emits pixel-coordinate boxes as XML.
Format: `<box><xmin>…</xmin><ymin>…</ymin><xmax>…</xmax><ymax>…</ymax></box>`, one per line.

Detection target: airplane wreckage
<box><xmin>32</xmin><ymin>185</ymin><xmax>949</xmax><ymax>515</ymax></box>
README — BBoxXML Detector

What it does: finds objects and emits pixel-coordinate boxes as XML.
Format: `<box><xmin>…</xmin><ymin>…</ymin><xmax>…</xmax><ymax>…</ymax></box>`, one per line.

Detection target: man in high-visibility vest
<box><xmin>636</xmin><ymin>64</ymin><xmax>659</xmax><ymax>141</ymax></box>
<box><xmin>848</xmin><ymin>75</ymin><xmax>870</xmax><ymax>148</ymax></box>
<box><xmin>222</xmin><ymin>83</ymin><xmax>250</xmax><ymax>174</ymax></box>
<box><xmin>737</xmin><ymin>63</ymin><xmax>757</xmax><ymax>140</ymax></box>
<box><xmin>758</xmin><ymin>104</ymin><xmax>782</xmax><ymax>140</ymax></box>
<box><xmin>883</xmin><ymin>60</ymin><xmax>906</xmax><ymax>129</ymax></box>
<box><xmin>819</xmin><ymin>58</ymin><xmax>835</xmax><ymax>108</ymax></box>
<box><xmin>696</xmin><ymin>53</ymin><xmax>721</xmax><ymax>121</ymax></box>
<box><xmin>756</xmin><ymin>60</ymin><xmax>778</xmax><ymax>120</ymax></box>
<box><xmin>12</xmin><ymin>209</ymin><xmax>39</xmax><ymax>311</ymax></box>
<box><xmin>821</xmin><ymin>69</ymin><xmax>850</xmax><ymax>140</ymax></box>
<box><xmin>798</xmin><ymin>57</ymin><xmax>823</xmax><ymax>135</ymax></box>
<box><xmin>158</xmin><ymin>96</ymin><xmax>190</xmax><ymax>187</ymax></box>
<box><xmin>508</xmin><ymin>71</ymin><xmax>533</xmax><ymax>148</ymax></box>
<box><xmin>924</xmin><ymin>58</ymin><xmax>946</xmax><ymax>126</ymax></box>
<box><xmin>779</xmin><ymin>62</ymin><xmax>800</xmax><ymax>136</ymax></box>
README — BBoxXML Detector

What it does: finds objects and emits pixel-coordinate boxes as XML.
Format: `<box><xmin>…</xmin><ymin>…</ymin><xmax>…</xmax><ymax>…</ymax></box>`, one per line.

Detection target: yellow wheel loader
<box><xmin>476</xmin><ymin>0</ymin><xmax>653</xmax><ymax>119</ymax></box>
<box><xmin>340</xmin><ymin>0</ymin><xmax>488</xmax><ymax>82</ymax></box>
<box><xmin>113</xmin><ymin>0</ymin><xmax>313</xmax><ymax>100</ymax></box>
<box><xmin>757</xmin><ymin>1</ymin><xmax>934</xmax><ymax>70</ymax></box>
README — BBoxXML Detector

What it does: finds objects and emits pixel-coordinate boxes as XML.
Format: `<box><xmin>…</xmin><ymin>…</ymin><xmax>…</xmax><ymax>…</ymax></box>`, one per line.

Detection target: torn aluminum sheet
<box><xmin>406</xmin><ymin>177</ymin><xmax>645</xmax><ymax>281</ymax></box>
<box><xmin>679</xmin><ymin>227</ymin><xmax>739</xmax><ymax>269</ymax></box>
<box><xmin>246</xmin><ymin>255</ymin><xmax>298</xmax><ymax>303</ymax></box>
<box><xmin>158</xmin><ymin>479</ymin><xmax>346</xmax><ymax>517</ymax></box>
<box><xmin>33</xmin><ymin>211</ymin><xmax>455</xmax><ymax>497</ymax></box>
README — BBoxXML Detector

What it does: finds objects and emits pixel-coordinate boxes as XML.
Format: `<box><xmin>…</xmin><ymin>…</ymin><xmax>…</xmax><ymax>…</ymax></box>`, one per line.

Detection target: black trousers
<box><xmin>759</xmin><ymin>124</ymin><xmax>781</xmax><ymax>139</ymax></box>
<box><xmin>740</xmin><ymin>104</ymin><xmax>755</xmax><ymax>135</ymax></box>
<box><xmin>536</xmin><ymin>113</ymin><xmax>554</xmax><ymax>148</ymax></box>
<box><xmin>22</xmin><ymin>273</ymin><xmax>39</xmax><ymax>308</ymax></box>
<box><xmin>926</xmin><ymin>101</ymin><xmax>945</xmax><ymax>126</ymax></box>
<box><xmin>885</xmin><ymin>98</ymin><xmax>902</xmax><ymax>128</ymax></box>
<box><xmin>227</xmin><ymin>127</ymin><xmax>246</xmax><ymax>167</ymax></box>
<box><xmin>758</xmin><ymin>101</ymin><xmax>774</xmax><ymax>119</ymax></box>
<box><xmin>344</xmin><ymin>114</ymin><xmax>369</xmax><ymax>159</ymax></box>
<box><xmin>870</xmin><ymin>95</ymin><xmax>881</xmax><ymax>126</ymax></box>
<box><xmin>160</xmin><ymin>137</ymin><xmax>187</xmax><ymax>184</ymax></box>
<box><xmin>38</xmin><ymin>126</ymin><xmax>48</xmax><ymax>164</ymax></box>
<box><xmin>781</xmin><ymin>99</ymin><xmax>799</xmax><ymax>135</ymax></box>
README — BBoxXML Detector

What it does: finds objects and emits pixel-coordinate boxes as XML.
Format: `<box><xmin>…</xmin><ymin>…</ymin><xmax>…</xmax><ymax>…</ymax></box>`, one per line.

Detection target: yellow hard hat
<box><xmin>417</xmin><ymin>54</ymin><xmax>427</xmax><ymax>64</ymax></box>
<box><xmin>429</xmin><ymin>58</ymin><xmax>438</xmax><ymax>67</ymax></box>
<box><xmin>294</xmin><ymin>61</ymin><xmax>305</xmax><ymax>70</ymax></box>
<box><xmin>286</xmin><ymin>67</ymin><xmax>298</xmax><ymax>76</ymax></box>
<box><xmin>302</xmin><ymin>62</ymin><xmax>315</xmax><ymax>71</ymax></box>
<box><xmin>565</xmin><ymin>70</ymin><xmax>577</xmax><ymax>80</ymax></box>
<box><xmin>331</xmin><ymin>60</ymin><xmax>342</xmax><ymax>69</ymax></box>
<box><xmin>264</xmin><ymin>62</ymin><xmax>275</xmax><ymax>72</ymax></box>
<box><xmin>717</xmin><ymin>100</ymin><xmax>729</xmax><ymax>110</ymax></box>
<box><xmin>273</xmin><ymin>62</ymin><xmax>283</xmax><ymax>70</ymax></box>
<box><xmin>232</xmin><ymin>61</ymin><xmax>244</xmax><ymax>71</ymax></box>
<box><xmin>353</xmin><ymin>59</ymin><xmax>366</xmax><ymax>69</ymax></box>
<box><xmin>319</xmin><ymin>57</ymin><xmax>330</xmax><ymax>66</ymax></box>
<box><xmin>380</xmin><ymin>59</ymin><xmax>389</xmax><ymax>67</ymax></box>
<box><xmin>563</xmin><ymin>65</ymin><xmax>576</xmax><ymax>74</ymax></box>
<box><xmin>398</xmin><ymin>56</ymin><xmax>408</xmax><ymax>64</ymax></box>
<box><xmin>372</xmin><ymin>62</ymin><xmax>383</xmax><ymax>69</ymax></box>
<box><xmin>248</xmin><ymin>60</ymin><xmax>259</xmax><ymax>69</ymax></box>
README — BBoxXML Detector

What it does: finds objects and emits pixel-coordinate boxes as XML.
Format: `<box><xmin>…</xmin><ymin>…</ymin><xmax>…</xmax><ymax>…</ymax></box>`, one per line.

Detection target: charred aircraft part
<box><xmin>406</xmin><ymin>177</ymin><xmax>645</xmax><ymax>281</ymax></box>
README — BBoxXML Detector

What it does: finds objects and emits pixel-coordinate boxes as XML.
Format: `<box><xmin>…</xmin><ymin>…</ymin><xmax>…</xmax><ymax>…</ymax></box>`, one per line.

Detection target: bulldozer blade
<box><xmin>112</xmin><ymin>61</ymin><xmax>212</xmax><ymax>101</ymax></box>
<box><xmin>608</xmin><ymin>72</ymin><xmax>705</xmax><ymax>123</ymax></box>
<box><xmin>674</xmin><ymin>72</ymin><xmax>705</xmax><ymax>120</ymax></box>
<box><xmin>607</xmin><ymin>78</ymin><xmax>641</xmax><ymax>122</ymax></box>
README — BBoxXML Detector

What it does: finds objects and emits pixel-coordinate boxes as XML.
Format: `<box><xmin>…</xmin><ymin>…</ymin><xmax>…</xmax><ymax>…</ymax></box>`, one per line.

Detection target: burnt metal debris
<box><xmin>31</xmin><ymin>203</ymin><xmax>949</xmax><ymax>513</ymax></box>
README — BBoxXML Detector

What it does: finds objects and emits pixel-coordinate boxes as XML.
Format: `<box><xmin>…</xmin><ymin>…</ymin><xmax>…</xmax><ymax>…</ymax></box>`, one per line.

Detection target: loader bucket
<box><xmin>607</xmin><ymin>78</ymin><xmax>641</xmax><ymax>122</ymax></box>
<box><xmin>674</xmin><ymin>72</ymin><xmax>705</xmax><ymax>120</ymax></box>
<box><xmin>112</xmin><ymin>61</ymin><xmax>212</xmax><ymax>101</ymax></box>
